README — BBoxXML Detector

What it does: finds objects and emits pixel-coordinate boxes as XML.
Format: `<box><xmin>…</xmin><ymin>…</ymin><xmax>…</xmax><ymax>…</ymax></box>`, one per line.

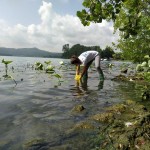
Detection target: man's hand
<box><xmin>75</xmin><ymin>74</ymin><xmax>81</xmax><ymax>81</ymax></box>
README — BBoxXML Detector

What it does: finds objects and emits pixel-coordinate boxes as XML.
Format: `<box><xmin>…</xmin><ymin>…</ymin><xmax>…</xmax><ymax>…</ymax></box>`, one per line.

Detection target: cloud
<box><xmin>0</xmin><ymin>1</ymin><xmax>119</xmax><ymax>52</ymax></box>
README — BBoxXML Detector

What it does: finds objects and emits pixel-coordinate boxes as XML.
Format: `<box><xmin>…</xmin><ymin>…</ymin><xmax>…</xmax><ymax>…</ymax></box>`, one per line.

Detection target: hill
<box><xmin>0</xmin><ymin>47</ymin><xmax>62</xmax><ymax>58</ymax></box>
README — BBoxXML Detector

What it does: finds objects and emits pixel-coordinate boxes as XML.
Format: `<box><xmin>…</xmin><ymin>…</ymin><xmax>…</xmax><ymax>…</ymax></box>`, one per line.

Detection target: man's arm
<box><xmin>76</xmin><ymin>65</ymin><xmax>80</xmax><ymax>75</ymax></box>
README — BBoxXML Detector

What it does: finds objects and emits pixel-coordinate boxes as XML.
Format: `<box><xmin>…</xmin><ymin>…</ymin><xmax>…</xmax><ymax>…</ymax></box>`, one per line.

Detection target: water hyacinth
<box><xmin>59</xmin><ymin>61</ymin><xmax>64</xmax><ymax>65</ymax></box>
<box><xmin>1</xmin><ymin>58</ymin><xmax>17</xmax><ymax>85</ymax></box>
<box><xmin>2</xmin><ymin>59</ymin><xmax>13</xmax><ymax>76</ymax></box>
<box><xmin>2</xmin><ymin>59</ymin><xmax>13</xmax><ymax>65</ymax></box>
<box><xmin>46</xmin><ymin>65</ymin><xmax>55</xmax><ymax>73</ymax></box>
<box><xmin>44</xmin><ymin>61</ymin><xmax>51</xmax><ymax>65</ymax></box>
<box><xmin>35</xmin><ymin>62</ymin><xmax>43</xmax><ymax>70</ymax></box>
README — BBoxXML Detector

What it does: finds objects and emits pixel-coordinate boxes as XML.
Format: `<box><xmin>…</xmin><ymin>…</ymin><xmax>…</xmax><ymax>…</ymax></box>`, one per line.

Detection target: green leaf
<box><xmin>82</xmin><ymin>0</ymin><xmax>91</xmax><ymax>8</ymax></box>
<box><xmin>77</xmin><ymin>11</ymin><xmax>82</xmax><ymax>18</ymax></box>
<box><xmin>107</xmin><ymin>4</ymin><xmax>114</xmax><ymax>12</ymax></box>
<box><xmin>115</xmin><ymin>0</ymin><xmax>121</xmax><ymax>3</ymax></box>
<box><xmin>54</xmin><ymin>74</ymin><xmax>61</xmax><ymax>79</ymax></box>
<box><xmin>95</xmin><ymin>2</ymin><xmax>102</xmax><ymax>13</ymax></box>
<box><xmin>46</xmin><ymin>70</ymin><xmax>55</xmax><ymax>74</ymax></box>
<box><xmin>2</xmin><ymin>59</ymin><xmax>13</xmax><ymax>65</ymax></box>
<box><xmin>46</xmin><ymin>65</ymin><xmax>55</xmax><ymax>73</ymax></box>
<box><xmin>82</xmin><ymin>9</ymin><xmax>87</xmax><ymax>14</ymax></box>
<box><xmin>44</xmin><ymin>61</ymin><xmax>51</xmax><ymax>65</ymax></box>
<box><xmin>35</xmin><ymin>62</ymin><xmax>44</xmax><ymax>70</ymax></box>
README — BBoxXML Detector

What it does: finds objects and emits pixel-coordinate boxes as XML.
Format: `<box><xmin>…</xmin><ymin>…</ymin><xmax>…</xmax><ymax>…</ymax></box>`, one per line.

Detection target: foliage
<box><xmin>112</xmin><ymin>52</ymin><xmax>123</xmax><ymax>60</ymax></box>
<box><xmin>46</xmin><ymin>65</ymin><xmax>55</xmax><ymax>74</ymax></box>
<box><xmin>136</xmin><ymin>55</ymin><xmax>150</xmax><ymax>81</ymax></box>
<box><xmin>34</xmin><ymin>60</ymin><xmax>64</xmax><ymax>84</ymax></box>
<box><xmin>62</xmin><ymin>44</ymin><xmax>102</xmax><ymax>58</ymax></box>
<box><xmin>0</xmin><ymin>58</ymin><xmax>65</xmax><ymax>86</ymax></box>
<box><xmin>62</xmin><ymin>44</ymin><xmax>69</xmax><ymax>52</ymax></box>
<box><xmin>77</xmin><ymin>0</ymin><xmax>150</xmax><ymax>63</ymax></box>
<box><xmin>44</xmin><ymin>61</ymin><xmax>51</xmax><ymax>65</ymax></box>
<box><xmin>62</xmin><ymin>44</ymin><xmax>115</xmax><ymax>59</ymax></box>
<box><xmin>136</xmin><ymin>55</ymin><xmax>150</xmax><ymax>72</ymax></box>
<box><xmin>101</xmin><ymin>46</ymin><xmax>115</xmax><ymax>58</ymax></box>
<box><xmin>35</xmin><ymin>62</ymin><xmax>44</xmax><ymax>70</ymax></box>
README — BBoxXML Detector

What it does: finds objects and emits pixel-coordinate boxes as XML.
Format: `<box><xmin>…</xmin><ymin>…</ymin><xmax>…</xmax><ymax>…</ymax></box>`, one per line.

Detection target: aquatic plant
<box><xmin>44</xmin><ymin>60</ymin><xmax>51</xmax><ymax>66</ymax></box>
<box><xmin>2</xmin><ymin>59</ymin><xmax>13</xmax><ymax>77</ymax></box>
<box><xmin>35</xmin><ymin>62</ymin><xmax>44</xmax><ymax>70</ymax></box>
<box><xmin>1</xmin><ymin>59</ymin><xmax>17</xmax><ymax>85</ymax></box>
<box><xmin>34</xmin><ymin>60</ymin><xmax>65</xmax><ymax>85</ymax></box>
<box><xmin>53</xmin><ymin>73</ymin><xmax>62</xmax><ymax>82</ymax></box>
<box><xmin>45</xmin><ymin>65</ymin><xmax>55</xmax><ymax>74</ymax></box>
<box><xmin>59</xmin><ymin>61</ymin><xmax>64</xmax><ymax>65</ymax></box>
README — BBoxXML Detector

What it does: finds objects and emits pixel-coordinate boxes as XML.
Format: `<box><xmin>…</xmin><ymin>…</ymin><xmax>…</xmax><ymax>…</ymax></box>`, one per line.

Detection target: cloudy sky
<box><xmin>0</xmin><ymin>0</ymin><xmax>119</xmax><ymax>52</ymax></box>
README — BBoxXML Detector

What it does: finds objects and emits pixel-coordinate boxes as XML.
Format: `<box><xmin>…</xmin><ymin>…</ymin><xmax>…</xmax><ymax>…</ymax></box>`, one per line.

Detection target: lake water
<box><xmin>0</xmin><ymin>56</ymin><xmax>143</xmax><ymax>150</ymax></box>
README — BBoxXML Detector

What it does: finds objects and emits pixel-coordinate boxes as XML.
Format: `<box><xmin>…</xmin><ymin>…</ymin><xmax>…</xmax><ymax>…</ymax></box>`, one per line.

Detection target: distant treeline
<box><xmin>62</xmin><ymin>44</ymin><xmax>115</xmax><ymax>59</ymax></box>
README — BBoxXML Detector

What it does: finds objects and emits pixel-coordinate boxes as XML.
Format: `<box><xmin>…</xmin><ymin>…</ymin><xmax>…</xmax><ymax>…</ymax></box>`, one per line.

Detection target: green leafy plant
<box><xmin>35</xmin><ymin>62</ymin><xmax>44</xmax><ymax>70</ymax></box>
<box><xmin>1</xmin><ymin>59</ymin><xmax>17</xmax><ymax>85</ymax></box>
<box><xmin>136</xmin><ymin>55</ymin><xmax>150</xmax><ymax>72</ymax></box>
<box><xmin>44</xmin><ymin>61</ymin><xmax>51</xmax><ymax>66</ymax></box>
<box><xmin>53</xmin><ymin>74</ymin><xmax>62</xmax><ymax>81</ymax></box>
<box><xmin>77</xmin><ymin>0</ymin><xmax>150</xmax><ymax>63</ymax></box>
<box><xmin>34</xmin><ymin>60</ymin><xmax>65</xmax><ymax>85</ymax></box>
<box><xmin>46</xmin><ymin>65</ymin><xmax>55</xmax><ymax>74</ymax></box>
<box><xmin>2</xmin><ymin>59</ymin><xmax>13</xmax><ymax>77</ymax></box>
<box><xmin>135</xmin><ymin>55</ymin><xmax>150</xmax><ymax>81</ymax></box>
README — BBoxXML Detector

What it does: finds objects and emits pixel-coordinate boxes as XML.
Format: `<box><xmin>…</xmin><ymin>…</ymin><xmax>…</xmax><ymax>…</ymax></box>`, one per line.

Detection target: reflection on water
<box><xmin>0</xmin><ymin>56</ymin><xmax>145</xmax><ymax>150</ymax></box>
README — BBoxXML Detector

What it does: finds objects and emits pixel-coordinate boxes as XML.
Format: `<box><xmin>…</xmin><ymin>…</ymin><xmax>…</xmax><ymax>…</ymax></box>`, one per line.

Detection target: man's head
<box><xmin>70</xmin><ymin>55</ymin><xmax>81</xmax><ymax>65</ymax></box>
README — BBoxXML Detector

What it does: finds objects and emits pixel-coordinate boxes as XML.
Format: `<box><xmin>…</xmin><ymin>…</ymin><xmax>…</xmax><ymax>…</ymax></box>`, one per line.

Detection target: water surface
<box><xmin>0</xmin><ymin>56</ymin><xmax>144</xmax><ymax>150</ymax></box>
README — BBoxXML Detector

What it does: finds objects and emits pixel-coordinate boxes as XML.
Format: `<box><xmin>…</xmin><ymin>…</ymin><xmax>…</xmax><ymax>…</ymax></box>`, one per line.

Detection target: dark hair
<box><xmin>70</xmin><ymin>55</ymin><xmax>80</xmax><ymax>64</ymax></box>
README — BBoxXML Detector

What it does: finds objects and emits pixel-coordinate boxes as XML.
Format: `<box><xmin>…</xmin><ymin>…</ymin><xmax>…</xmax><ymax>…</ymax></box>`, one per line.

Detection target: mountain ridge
<box><xmin>0</xmin><ymin>47</ymin><xmax>62</xmax><ymax>58</ymax></box>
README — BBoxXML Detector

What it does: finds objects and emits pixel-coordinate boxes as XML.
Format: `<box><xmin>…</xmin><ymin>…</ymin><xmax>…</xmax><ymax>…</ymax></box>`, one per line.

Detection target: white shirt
<box><xmin>78</xmin><ymin>51</ymin><xmax>99</xmax><ymax>66</ymax></box>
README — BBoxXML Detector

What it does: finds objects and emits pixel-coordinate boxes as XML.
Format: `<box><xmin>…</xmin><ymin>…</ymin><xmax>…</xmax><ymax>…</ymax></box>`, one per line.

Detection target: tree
<box><xmin>77</xmin><ymin>0</ymin><xmax>150</xmax><ymax>62</ymax></box>
<box><xmin>101</xmin><ymin>46</ymin><xmax>115</xmax><ymax>59</ymax></box>
<box><xmin>62</xmin><ymin>44</ymin><xmax>69</xmax><ymax>52</ymax></box>
<box><xmin>62</xmin><ymin>44</ymin><xmax>102</xmax><ymax>58</ymax></box>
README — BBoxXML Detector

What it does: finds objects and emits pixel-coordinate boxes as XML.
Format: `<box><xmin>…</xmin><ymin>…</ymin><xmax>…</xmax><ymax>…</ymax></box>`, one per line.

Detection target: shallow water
<box><xmin>0</xmin><ymin>56</ymin><xmax>144</xmax><ymax>150</ymax></box>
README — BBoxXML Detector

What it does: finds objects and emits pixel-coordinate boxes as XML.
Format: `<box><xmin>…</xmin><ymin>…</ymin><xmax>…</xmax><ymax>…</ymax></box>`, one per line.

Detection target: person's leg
<box><xmin>95</xmin><ymin>55</ymin><xmax>104</xmax><ymax>80</ymax></box>
<box><xmin>82</xmin><ymin>60</ymin><xmax>93</xmax><ymax>80</ymax></box>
